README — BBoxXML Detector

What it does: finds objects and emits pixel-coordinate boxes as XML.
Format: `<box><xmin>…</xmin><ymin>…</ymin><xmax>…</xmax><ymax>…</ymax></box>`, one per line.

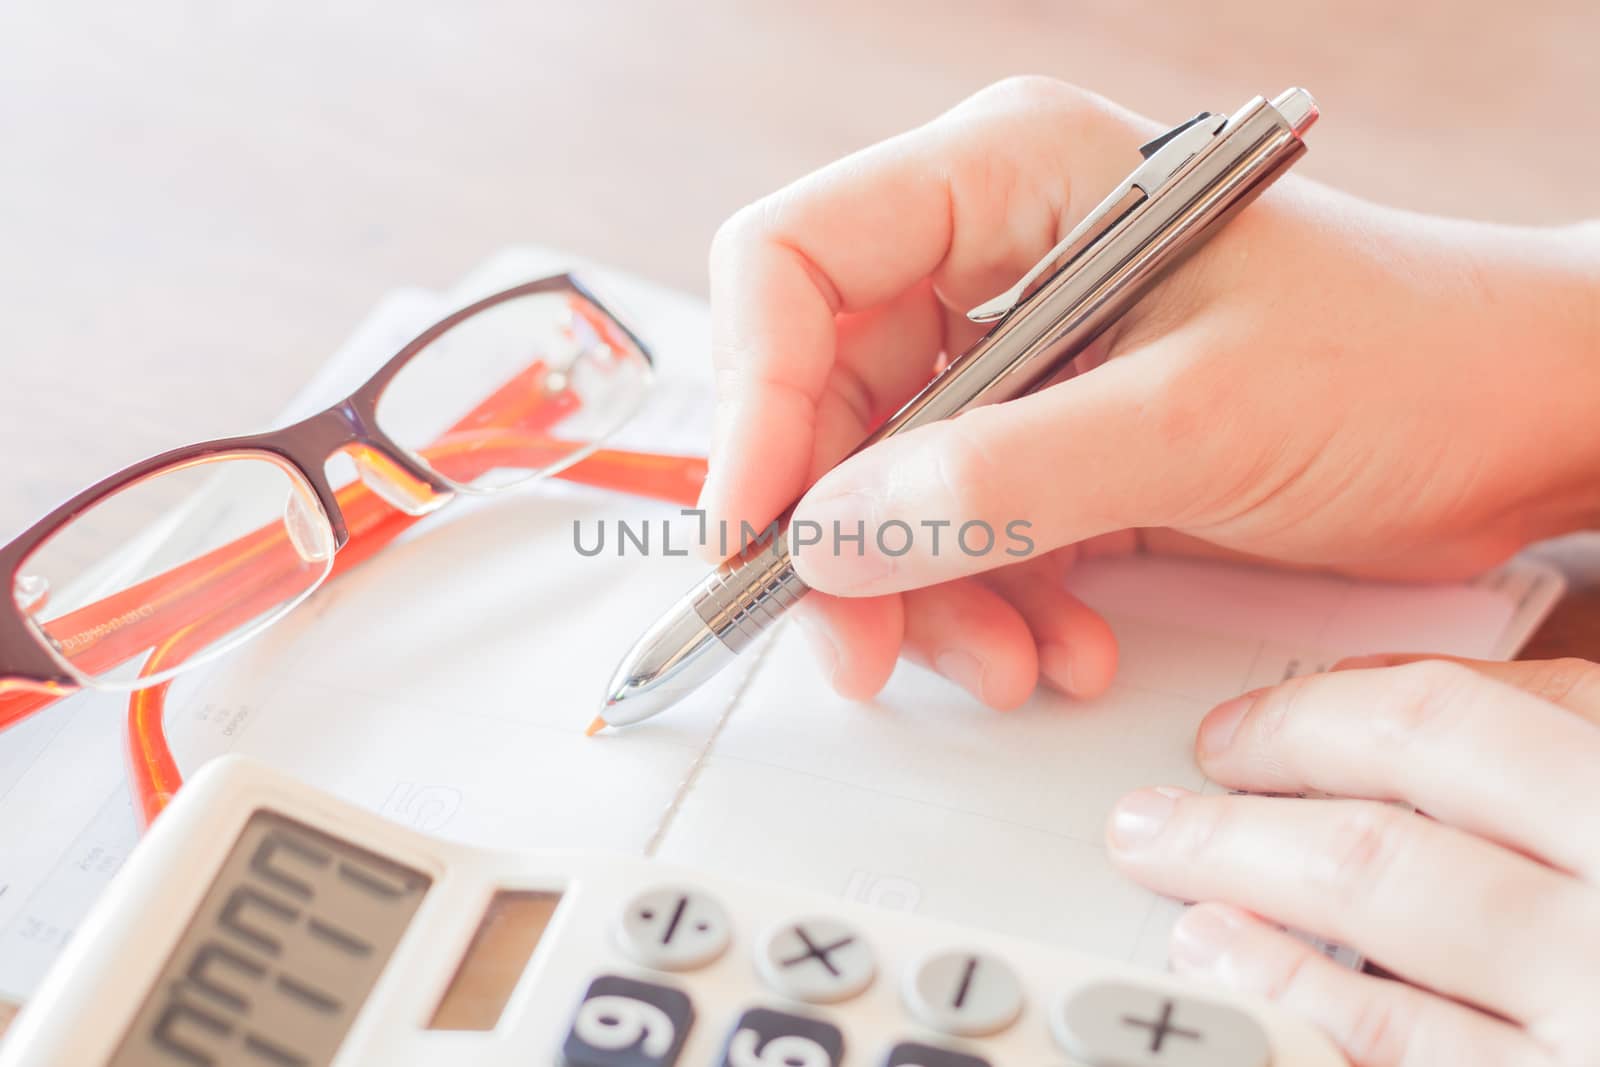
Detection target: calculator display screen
<box><xmin>107</xmin><ymin>810</ymin><xmax>430</xmax><ymax>1067</ymax></box>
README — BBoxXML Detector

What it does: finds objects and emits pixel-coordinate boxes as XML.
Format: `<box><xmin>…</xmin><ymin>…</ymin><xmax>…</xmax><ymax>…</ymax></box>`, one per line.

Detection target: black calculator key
<box><xmin>719</xmin><ymin>1007</ymin><xmax>844</xmax><ymax>1067</ymax></box>
<box><xmin>563</xmin><ymin>974</ymin><xmax>693</xmax><ymax>1067</ymax></box>
<box><xmin>882</xmin><ymin>1040</ymin><xmax>992</xmax><ymax>1066</ymax></box>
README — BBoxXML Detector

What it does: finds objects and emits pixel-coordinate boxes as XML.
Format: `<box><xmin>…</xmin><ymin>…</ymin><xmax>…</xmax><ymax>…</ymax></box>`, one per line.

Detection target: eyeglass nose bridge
<box><xmin>272</xmin><ymin>403</ymin><xmax>458</xmax><ymax>546</ymax></box>
<box><xmin>347</xmin><ymin>445</ymin><xmax>453</xmax><ymax>518</ymax></box>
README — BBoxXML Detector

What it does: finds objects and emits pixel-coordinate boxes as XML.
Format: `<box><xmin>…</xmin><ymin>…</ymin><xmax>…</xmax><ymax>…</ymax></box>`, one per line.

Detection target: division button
<box><xmin>902</xmin><ymin>949</ymin><xmax>1022</xmax><ymax>1037</ymax></box>
<box><xmin>617</xmin><ymin>887</ymin><xmax>731</xmax><ymax>972</ymax></box>
<box><xmin>563</xmin><ymin>974</ymin><xmax>694</xmax><ymax>1067</ymax></box>
<box><xmin>881</xmin><ymin>1039</ymin><xmax>992</xmax><ymax>1066</ymax></box>
<box><xmin>757</xmin><ymin>917</ymin><xmax>875</xmax><ymax>1003</ymax></box>
<box><xmin>1053</xmin><ymin>982</ymin><xmax>1270</xmax><ymax>1067</ymax></box>
<box><xmin>718</xmin><ymin>1007</ymin><xmax>844</xmax><ymax>1067</ymax></box>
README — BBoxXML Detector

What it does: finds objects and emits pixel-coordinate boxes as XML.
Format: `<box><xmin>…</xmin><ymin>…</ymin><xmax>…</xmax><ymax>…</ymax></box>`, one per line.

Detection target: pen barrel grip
<box><xmin>860</xmin><ymin>94</ymin><xmax>1308</xmax><ymax>449</ymax></box>
<box><xmin>691</xmin><ymin>539</ymin><xmax>808</xmax><ymax>653</ymax></box>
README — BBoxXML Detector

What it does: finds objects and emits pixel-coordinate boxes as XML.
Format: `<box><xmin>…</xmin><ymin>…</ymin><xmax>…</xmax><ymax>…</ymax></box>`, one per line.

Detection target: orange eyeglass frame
<box><xmin>0</xmin><ymin>276</ymin><xmax>707</xmax><ymax>828</ymax></box>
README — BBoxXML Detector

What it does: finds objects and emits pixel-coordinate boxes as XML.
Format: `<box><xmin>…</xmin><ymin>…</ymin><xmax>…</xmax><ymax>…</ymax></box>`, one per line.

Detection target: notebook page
<box><xmin>651</xmin><ymin>551</ymin><xmax>1552</xmax><ymax>971</ymax></box>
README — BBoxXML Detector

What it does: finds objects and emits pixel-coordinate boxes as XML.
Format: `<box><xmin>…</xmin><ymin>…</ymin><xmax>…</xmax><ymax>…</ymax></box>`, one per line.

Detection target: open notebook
<box><xmin>0</xmin><ymin>248</ymin><xmax>1565</xmax><ymax>1006</ymax></box>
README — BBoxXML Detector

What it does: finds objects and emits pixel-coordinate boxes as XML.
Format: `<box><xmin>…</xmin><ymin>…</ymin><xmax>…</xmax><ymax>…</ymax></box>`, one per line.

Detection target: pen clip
<box><xmin>966</xmin><ymin>110</ymin><xmax>1228</xmax><ymax>324</ymax></box>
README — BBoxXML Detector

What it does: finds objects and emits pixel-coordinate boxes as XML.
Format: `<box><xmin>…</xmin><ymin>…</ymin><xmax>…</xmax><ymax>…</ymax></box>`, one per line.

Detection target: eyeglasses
<box><xmin>0</xmin><ymin>275</ymin><xmax>706</xmax><ymax>821</ymax></box>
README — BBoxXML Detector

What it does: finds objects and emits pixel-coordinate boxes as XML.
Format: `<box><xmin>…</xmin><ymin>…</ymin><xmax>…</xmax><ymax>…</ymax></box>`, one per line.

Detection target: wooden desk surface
<box><xmin>2</xmin><ymin>2</ymin><xmax>1596</xmax><ymax>655</ymax></box>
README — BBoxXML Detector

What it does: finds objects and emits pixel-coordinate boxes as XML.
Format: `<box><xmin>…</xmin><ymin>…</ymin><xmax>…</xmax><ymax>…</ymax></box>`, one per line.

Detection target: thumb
<box><xmin>788</xmin><ymin>349</ymin><xmax>1208</xmax><ymax>595</ymax></box>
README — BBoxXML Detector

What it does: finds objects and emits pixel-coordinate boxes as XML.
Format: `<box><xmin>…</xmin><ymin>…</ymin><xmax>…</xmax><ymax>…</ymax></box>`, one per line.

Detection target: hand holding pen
<box><xmin>601</xmin><ymin>77</ymin><xmax>1600</xmax><ymax>726</ymax></box>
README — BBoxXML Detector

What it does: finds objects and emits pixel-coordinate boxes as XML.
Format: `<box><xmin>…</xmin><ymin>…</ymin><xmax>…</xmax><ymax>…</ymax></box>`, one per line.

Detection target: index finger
<box><xmin>1197</xmin><ymin>660</ymin><xmax>1600</xmax><ymax>880</ymax></box>
<box><xmin>1332</xmin><ymin>652</ymin><xmax>1600</xmax><ymax>723</ymax></box>
<box><xmin>699</xmin><ymin>77</ymin><xmax>1150</xmax><ymax>537</ymax></box>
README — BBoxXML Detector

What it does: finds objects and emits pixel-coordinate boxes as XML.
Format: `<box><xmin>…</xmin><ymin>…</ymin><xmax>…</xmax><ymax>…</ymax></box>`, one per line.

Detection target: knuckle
<box><xmin>1341</xmin><ymin>987</ymin><xmax>1415</xmax><ymax>1066</ymax></box>
<box><xmin>1248</xmin><ymin>677</ymin><xmax>1307</xmax><ymax>755</ymax></box>
<box><xmin>1311</xmin><ymin>802</ymin><xmax>1413</xmax><ymax>911</ymax></box>
<box><xmin>1145</xmin><ymin>356</ymin><xmax>1219</xmax><ymax>442</ymax></box>
<box><xmin>1166</xmin><ymin>794</ymin><xmax>1233</xmax><ymax>864</ymax></box>
<box><xmin>821</xmin><ymin>361</ymin><xmax>876</xmax><ymax>438</ymax></box>
<box><xmin>930</xmin><ymin>411</ymin><xmax>1005</xmax><ymax>521</ymax></box>
<box><xmin>1234</xmin><ymin>675</ymin><xmax>1349</xmax><ymax>792</ymax></box>
<box><xmin>975</xmin><ymin>75</ymin><xmax>1116</xmax><ymax>143</ymax></box>
<box><xmin>708</xmin><ymin>200</ymin><xmax>769</xmax><ymax>272</ymax></box>
<box><xmin>1261</xmin><ymin>938</ymin><xmax>1318</xmax><ymax>1003</ymax></box>
<box><xmin>1371</xmin><ymin>659</ymin><xmax>1475</xmax><ymax>750</ymax></box>
<box><xmin>978</xmin><ymin>74</ymin><xmax>1080</xmax><ymax>111</ymax></box>
<box><xmin>962</xmin><ymin>75</ymin><xmax>1113</xmax><ymax>126</ymax></box>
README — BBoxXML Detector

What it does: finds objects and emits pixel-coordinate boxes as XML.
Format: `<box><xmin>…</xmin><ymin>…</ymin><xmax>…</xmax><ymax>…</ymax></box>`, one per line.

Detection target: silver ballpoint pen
<box><xmin>589</xmin><ymin>87</ymin><xmax>1319</xmax><ymax>734</ymax></box>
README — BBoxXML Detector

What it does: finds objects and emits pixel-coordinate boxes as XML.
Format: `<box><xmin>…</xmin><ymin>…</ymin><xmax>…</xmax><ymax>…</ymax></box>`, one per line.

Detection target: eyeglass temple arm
<box><xmin>1</xmin><ymin>375</ymin><xmax>707</xmax><ymax>732</ymax></box>
<box><xmin>127</xmin><ymin>562</ymin><xmax>323</xmax><ymax>824</ymax></box>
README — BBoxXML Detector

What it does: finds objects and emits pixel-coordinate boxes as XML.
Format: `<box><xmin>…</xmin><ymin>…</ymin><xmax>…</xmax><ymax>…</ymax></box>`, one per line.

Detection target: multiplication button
<box><xmin>617</xmin><ymin>887</ymin><xmax>730</xmax><ymax>971</ymax></box>
<box><xmin>1053</xmin><ymin>982</ymin><xmax>1271</xmax><ymax>1067</ymax></box>
<box><xmin>903</xmin><ymin>949</ymin><xmax>1022</xmax><ymax>1037</ymax></box>
<box><xmin>757</xmin><ymin>918</ymin><xmax>875</xmax><ymax>1003</ymax></box>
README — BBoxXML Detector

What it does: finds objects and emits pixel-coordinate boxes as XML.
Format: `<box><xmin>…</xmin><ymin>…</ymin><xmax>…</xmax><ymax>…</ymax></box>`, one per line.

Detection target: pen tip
<box><xmin>584</xmin><ymin>715</ymin><xmax>609</xmax><ymax>738</ymax></box>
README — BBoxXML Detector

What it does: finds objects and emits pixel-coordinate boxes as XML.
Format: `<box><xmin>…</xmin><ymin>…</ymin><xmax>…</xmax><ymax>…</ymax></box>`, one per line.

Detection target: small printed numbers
<box><xmin>380</xmin><ymin>782</ymin><xmax>462</xmax><ymax>831</ymax></box>
<box><xmin>843</xmin><ymin>870</ymin><xmax>922</xmax><ymax>912</ymax></box>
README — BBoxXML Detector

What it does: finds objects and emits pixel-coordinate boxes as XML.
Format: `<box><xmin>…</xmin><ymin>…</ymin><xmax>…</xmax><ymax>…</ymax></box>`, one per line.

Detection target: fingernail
<box><xmin>1170</xmin><ymin>904</ymin><xmax>1243</xmax><ymax>972</ymax></box>
<box><xmin>1038</xmin><ymin>643</ymin><xmax>1075</xmax><ymax>696</ymax></box>
<box><xmin>1333</xmin><ymin>653</ymin><xmax>1387</xmax><ymax>671</ymax></box>
<box><xmin>1108</xmin><ymin>787</ymin><xmax>1183</xmax><ymax>852</ymax></box>
<box><xmin>792</xmin><ymin>610</ymin><xmax>840</xmax><ymax>690</ymax></box>
<box><xmin>935</xmin><ymin>650</ymin><xmax>987</xmax><ymax>702</ymax></box>
<box><xmin>790</xmin><ymin>490</ymin><xmax>895</xmax><ymax>592</ymax></box>
<box><xmin>1198</xmin><ymin>694</ymin><xmax>1255</xmax><ymax>759</ymax></box>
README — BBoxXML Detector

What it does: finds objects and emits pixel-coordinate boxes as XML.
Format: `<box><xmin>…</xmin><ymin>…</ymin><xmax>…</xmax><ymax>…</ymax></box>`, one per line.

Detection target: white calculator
<box><xmin>0</xmin><ymin>756</ymin><xmax>1344</xmax><ymax>1067</ymax></box>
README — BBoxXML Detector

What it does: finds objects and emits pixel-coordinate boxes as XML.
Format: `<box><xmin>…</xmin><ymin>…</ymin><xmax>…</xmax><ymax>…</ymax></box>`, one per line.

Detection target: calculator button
<box><xmin>563</xmin><ymin>974</ymin><xmax>694</xmax><ymax>1067</ymax></box>
<box><xmin>903</xmin><ymin>949</ymin><xmax>1022</xmax><ymax>1037</ymax></box>
<box><xmin>757</xmin><ymin>917</ymin><xmax>875</xmax><ymax>1003</ymax></box>
<box><xmin>618</xmin><ymin>887</ymin><xmax>731</xmax><ymax>971</ymax></box>
<box><xmin>719</xmin><ymin>1007</ymin><xmax>844</xmax><ymax>1067</ymax></box>
<box><xmin>1053</xmin><ymin>982</ymin><xmax>1271</xmax><ymax>1067</ymax></box>
<box><xmin>881</xmin><ymin>1040</ymin><xmax>992</xmax><ymax>1066</ymax></box>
